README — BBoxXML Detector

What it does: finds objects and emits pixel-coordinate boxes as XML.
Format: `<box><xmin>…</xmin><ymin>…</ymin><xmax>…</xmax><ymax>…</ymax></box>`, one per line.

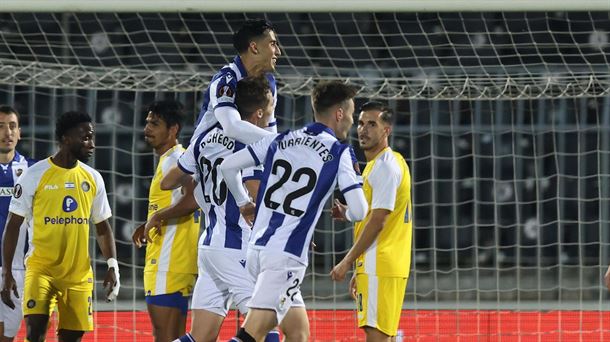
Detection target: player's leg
<box><xmin>145</xmin><ymin>270</ymin><xmax>194</xmax><ymax>341</ymax></box>
<box><xmin>0</xmin><ymin>269</ymin><xmax>25</xmax><ymax>342</ymax></box>
<box><xmin>55</xmin><ymin>281</ymin><xmax>93</xmax><ymax>342</ymax></box>
<box><xmin>146</xmin><ymin>295</ymin><xmax>186</xmax><ymax>342</ymax></box>
<box><xmin>22</xmin><ymin>271</ymin><xmax>56</xmax><ymax>342</ymax></box>
<box><xmin>279</xmin><ymin>307</ymin><xmax>309</xmax><ymax>342</ymax></box>
<box><xmin>233</xmin><ymin>252</ymin><xmax>307</xmax><ymax>341</ymax></box>
<box><xmin>356</xmin><ymin>274</ymin><xmax>407</xmax><ymax>342</ymax></box>
<box><xmin>181</xmin><ymin>249</ymin><xmax>238</xmax><ymax>342</ymax></box>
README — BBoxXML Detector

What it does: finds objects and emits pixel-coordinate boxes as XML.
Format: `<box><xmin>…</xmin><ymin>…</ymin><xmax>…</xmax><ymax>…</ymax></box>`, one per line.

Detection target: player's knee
<box><xmin>282</xmin><ymin>329</ymin><xmax>309</xmax><ymax>342</ymax></box>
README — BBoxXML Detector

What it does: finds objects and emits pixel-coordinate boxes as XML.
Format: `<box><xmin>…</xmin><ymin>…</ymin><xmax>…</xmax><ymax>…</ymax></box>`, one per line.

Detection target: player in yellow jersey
<box><xmin>1</xmin><ymin>111</ymin><xmax>120</xmax><ymax>342</ymax></box>
<box><xmin>330</xmin><ymin>102</ymin><xmax>412</xmax><ymax>341</ymax></box>
<box><xmin>131</xmin><ymin>100</ymin><xmax>199</xmax><ymax>342</ymax></box>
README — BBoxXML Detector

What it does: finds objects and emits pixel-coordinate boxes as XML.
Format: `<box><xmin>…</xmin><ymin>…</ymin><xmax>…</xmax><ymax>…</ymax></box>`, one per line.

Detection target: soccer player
<box><xmin>1</xmin><ymin>111</ymin><xmax>120</xmax><ymax>342</ymax></box>
<box><xmin>0</xmin><ymin>106</ymin><xmax>36</xmax><ymax>342</ymax></box>
<box><xmin>131</xmin><ymin>101</ymin><xmax>199</xmax><ymax>342</ymax></box>
<box><xmin>330</xmin><ymin>102</ymin><xmax>412</xmax><ymax>342</ymax></box>
<box><xmin>191</xmin><ymin>18</ymin><xmax>280</xmax><ymax>144</ymax></box>
<box><xmin>220</xmin><ymin>81</ymin><xmax>368</xmax><ymax>342</ymax></box>
<box><xmin>162</xmin><ymin>76</ymin><xmax>278</xmax><ymax>342</ymax></box>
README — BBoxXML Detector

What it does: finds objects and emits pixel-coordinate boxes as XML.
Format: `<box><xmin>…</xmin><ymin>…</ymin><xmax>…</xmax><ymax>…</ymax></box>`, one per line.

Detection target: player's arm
<box><xmin>219</xmin><ymin>149</ymin><xmax>260</xmax><ymax>224</ymax></box>
<box><xmin>95</xmin><ymin>219</ymin><xmax>120</xmax><ymax>301</ymax></box>
<box><xmin>1</xmin><ymin>212</ymin><xmax>25</xmax><ymax>308</ymax></box>
<box><xmin>244</xmin><ymin>180</ymin><xmax>260</xmax><ymax>203</ymax></box>
<box><xmin>91</xmin><ymin>173</ymin><xmax>120</xmax><ymax>301</ymax></box>
<box><xmin>144</xmin><ymin>178</ymin><xmax>199</xmax><ymax>242</ymax></box>
<box><xmin>215</xmin><ymin>106</ymin><xmax>273</xmax><ymax>144</ymax></box>
<box><xmin>160</xmin><ymin>164</ymin><xmax>192</xmax><ymax>190</ymax></box>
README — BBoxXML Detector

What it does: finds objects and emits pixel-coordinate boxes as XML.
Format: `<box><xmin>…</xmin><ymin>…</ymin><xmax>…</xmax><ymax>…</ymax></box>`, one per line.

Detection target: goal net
<box><xmin>1</xmin><ymin>5</ymin><xmax>610</xmax><ymax>341</ymax></box>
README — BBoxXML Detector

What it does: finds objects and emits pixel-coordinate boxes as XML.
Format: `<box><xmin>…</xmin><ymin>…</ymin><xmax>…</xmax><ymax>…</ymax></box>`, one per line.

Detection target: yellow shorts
<box><xmin>355</xmin><ymin>273</ymin><xmax>407</xmax><ymax>336</ymax></box>
<box><xmin>23</xmin><ymin>270</ymin><xmax>93</xmax><ymax>332</ymax></box>
<box><xmin>143</xmin><ymin>271</ymin><xmax>196</xmax><ymax>297</ymax></box>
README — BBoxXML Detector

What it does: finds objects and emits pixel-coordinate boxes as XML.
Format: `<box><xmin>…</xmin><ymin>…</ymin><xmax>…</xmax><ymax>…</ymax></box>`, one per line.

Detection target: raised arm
<box><xmin>215</xmin><ymin>106</ymin><xmax>272</xmax><ymax>144</ymax></box>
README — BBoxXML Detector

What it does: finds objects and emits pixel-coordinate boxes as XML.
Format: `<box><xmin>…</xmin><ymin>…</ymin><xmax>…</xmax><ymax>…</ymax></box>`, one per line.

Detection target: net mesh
<box><xmin>1</xmin><ymin>12</ymin><xmax>610</xmax><ymax>97</ymax></box>
<box><xmin>0</xmin><ymin>10</ymin><xmax>609</xmax><ymax>341</ymax></box>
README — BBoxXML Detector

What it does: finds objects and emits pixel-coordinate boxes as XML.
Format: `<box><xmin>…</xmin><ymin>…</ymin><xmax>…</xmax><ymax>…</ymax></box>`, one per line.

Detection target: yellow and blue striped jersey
<box><xmin>9</xmin><ymin>157</ymin><xmax>112</xmax><ymax>284</ymax></box>
<box><xmin>355</xmin><ymin>147</ymin><xmax>412</xmax><ymax>278</ymax></box>
<box><xmin>145</xmin><ymin>144</ymin><xmax>199</xmax><ymax>274</ymax></box>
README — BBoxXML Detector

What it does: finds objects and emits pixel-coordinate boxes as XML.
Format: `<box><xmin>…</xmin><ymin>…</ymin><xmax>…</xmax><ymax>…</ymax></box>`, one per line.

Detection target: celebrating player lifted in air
<box><xmin>220</xmin><ymin>81</ymin><xmax>368</xmax><ymax>342</ymax></box>
<box><xmin>191</xmin><ymin>18</ymin><xmax>280</xmax><ymax>144</ymax></box>
<box><xmin>162</xmin><ymin>76</ymin><xmax>279</xmax><ymax>342</ymax></box>
<box><xmin>1</xmin><ymin>112</ymin><xmax>120</xmax><ymax>342</ymax></box>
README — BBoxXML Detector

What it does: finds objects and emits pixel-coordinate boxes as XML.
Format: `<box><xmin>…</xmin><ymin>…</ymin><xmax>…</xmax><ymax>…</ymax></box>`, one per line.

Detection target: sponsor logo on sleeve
<box><xmin>216</xmin><ymin>85</ymin><xmax>235</xmax><ymax>103</ymax></box>
<box><xmin>13</xmin><ymin>184</ymin><xmax>22</xmax><ymax>198</ymax></box>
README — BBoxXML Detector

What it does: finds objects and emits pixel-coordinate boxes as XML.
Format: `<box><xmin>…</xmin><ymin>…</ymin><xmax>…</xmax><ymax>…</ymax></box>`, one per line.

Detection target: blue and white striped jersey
<box><xmin>245</xmin><ymin>123</ymin><xmax>362</xmax><ymax>266</ymax></box>
<box><xmin>178</xmin><ymin>125</ymin><xmax>260</xmax><ymax>251</ymax></box>
<box><xmin>0</xmin><ymin>151</ymin><xmax>36</xmax><ymax>270</ymax></box>
<box><xmin>192</xmin><ymin>56</ymin><xmax>277</xmax><ymax>143</ymax></box>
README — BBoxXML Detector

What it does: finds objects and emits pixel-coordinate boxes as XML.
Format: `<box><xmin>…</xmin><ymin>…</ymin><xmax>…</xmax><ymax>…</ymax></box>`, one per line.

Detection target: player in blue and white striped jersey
<box><xmin>0</xmin><ymin>106</ymin><xmax>36</xmax><ymax>342</ymax></box>
<box><xmin>161</xmin><ymin>77</ymin><xmax>279</xmax><ymax>342</ymax></box>
<box><xmin>221</xmin><ymin>81</ymin><xmax>369</xmax><ymax>342</ymax></box>
<box><xmin>191</xmin><ymin>18</ymin><xmax>281</xmax><ymax>145</ymax></box>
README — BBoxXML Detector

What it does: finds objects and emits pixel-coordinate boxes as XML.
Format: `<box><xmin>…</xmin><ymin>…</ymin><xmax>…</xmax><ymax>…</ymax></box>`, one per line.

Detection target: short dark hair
<box><xmin>146</xmin><ymin>100</ymin><xmax>185</xmax><ymax>136</ymax></box>
<box><xmin>233</xmin><ymin>19</ymin><xmax>275</xmax><ymax>54</ymax></box>
<box><xmin>235</xmin><ymin>76</ymin><xmax>272</xmax><ymax>119</ymax></box>
<box><xmin>0</xmin><ymin>105</ymin><xmax>20</xmax><ymax>121</ymax></box>
<box><xmin>311</xmin><ymin>81</ymin><xmax>357</xmax><ymax>116</ymax></box>
<box><xmin>360</xmin><ymin>101</ymin><xmax>393</xmax><ymax>125</ymax></box>
<box><xmin>55</xmin><ymin>111</ymin><xmax>92</xmax><ymax>142</ymax></box>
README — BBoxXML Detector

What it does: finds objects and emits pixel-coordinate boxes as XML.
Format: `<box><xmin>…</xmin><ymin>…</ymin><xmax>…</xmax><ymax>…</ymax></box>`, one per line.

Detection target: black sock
<box><xmin>234</xmin><ymin>328</ymin><xmax>256</xmax><ymax>342</ymax></box>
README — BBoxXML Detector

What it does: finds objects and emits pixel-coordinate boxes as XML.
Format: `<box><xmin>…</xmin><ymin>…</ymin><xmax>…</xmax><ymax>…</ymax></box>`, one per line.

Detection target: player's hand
<box><xmin>604</xmin><ymin>265</ymin><xmax>610</xmax><ymax>291</ymax></box>
<box><xmin>131</xmin><ymin>223</ymin><xmax>147</xmax><ymax>248</ymax></box>
<box><xmin>349</xmin><ymin>274</ymin><xmax>357</xmax><ymax>300</ymax></box>
<box><xmin>330</xmin><ymin>259</ymin><xmax>350</xmax><ymax>282</ymax></box>
<box><xmin>144</xmin><ymin>215</ymin><xmax>163</xmax><ymax>242</ymax></box>
<box><xmin>240</xmin><ymin>201</ymin><xmax>256</xmax><ymax>226</ymax></box>
<box><xmin>1</xmin><ymin>271</ymin><xmax>18</xmax><ymax>309</ymax></box>
<box><xmin>104</xmin><ymin>258</ymin><xmax>120</xmax><ymax>302</ymax></box>
<box><xmin>331</xmin><ymin>199</ymin><xmax>348</xmax><ymax>221</ymax></box>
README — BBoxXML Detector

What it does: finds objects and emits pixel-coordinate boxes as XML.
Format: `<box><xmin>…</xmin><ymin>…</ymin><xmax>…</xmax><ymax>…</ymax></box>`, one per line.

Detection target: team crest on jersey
<box><xmin>13</xmin><ymin>184</ymin><xmax>22</xmax><ymax>198</ymax></box>
<box><xmin>15</xmin><ymin>168</ymin><xmax>22</xmax><ymax>177</ymax></box>
<box><xmin>62</xmin><ymin>196</ymin><xmax>78</xmax><ymax>212</ymax></box>
<box><xmin>27</xmin><ymin>299</ymin><xmax>36</xmax><ymax>309</ymax></box>
<box><xmin>81</xmin><ymin>181</ymin><xmax>90</xmax><ymax>192</ymax></box>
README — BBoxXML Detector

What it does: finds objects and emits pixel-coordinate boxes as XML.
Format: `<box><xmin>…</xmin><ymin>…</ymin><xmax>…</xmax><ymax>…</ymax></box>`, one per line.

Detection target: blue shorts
<box><xmin>145</xmin><ymin>292</ymin><xmax>189</xmax><ymax>315</ymax></box>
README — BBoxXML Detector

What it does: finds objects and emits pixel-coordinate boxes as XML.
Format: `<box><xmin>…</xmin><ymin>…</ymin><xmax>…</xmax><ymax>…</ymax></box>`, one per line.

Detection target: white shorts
<box><xmin>0</xmin><ymin>268</ymin><xmax>24</xmax><ymax>338</ymax></box>
<box><xmin>246</xmin><ymin>249</ymin><xmax>306</xmax><ymax>325</ymax></box>
<box><xmin>191</xmin><ymin>248</ymin><xmax>254</xmax><ymax>317</ymax></box>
